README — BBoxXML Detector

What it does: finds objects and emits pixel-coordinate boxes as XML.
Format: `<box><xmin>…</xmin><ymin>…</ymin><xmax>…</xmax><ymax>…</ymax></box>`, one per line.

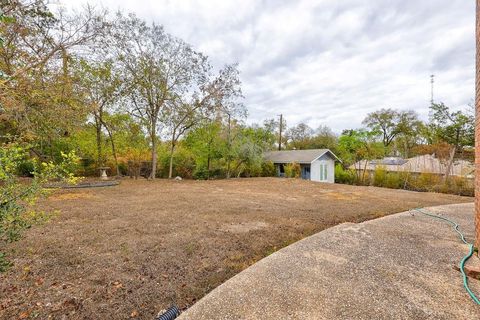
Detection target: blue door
<box><xmin>302</xmin><ymin>165</ymin><xmax>311</xmax><ymax>180</ymax></box>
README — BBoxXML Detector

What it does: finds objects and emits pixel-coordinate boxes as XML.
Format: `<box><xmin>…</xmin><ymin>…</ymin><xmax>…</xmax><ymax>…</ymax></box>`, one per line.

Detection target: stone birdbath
<box><xmin>98</xmin><ymin>167</ymin><xmax>110</xmax><ymax>180</ymax></box>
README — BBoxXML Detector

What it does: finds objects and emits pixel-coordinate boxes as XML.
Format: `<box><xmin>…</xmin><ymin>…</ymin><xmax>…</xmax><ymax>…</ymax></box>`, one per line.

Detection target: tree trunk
<box><xmin>226</xmin><ymin>114</ymin><xmax>231</xmax><ymax>179</ymax></box>
<box><xmin>444</xmin><ymin>146</ymin><xmax>456</xmax><ymax>182</ymax></box>
<box><xmin>474</xmin><ymin>0</ymin><xmax>480</xmax><ymax>249</ymax></box>
<box><xmin>150</xmin><ymin>126</ymin><xmax>157</xmax><ymax>180</ymax></box>
<box><xmin>207</xmin><ymin>140</ymin><xmax>211</xmax><ymax>180</ymax></box>
<box><xmin>168</xmin><ymin>139</ymin><xmax>175</xmax><ymax>179</ymax></box>
<box><xmin>95</xmin><ymin>117</ymin><xmax>102</xmax><ymax>167</ymax></box>
<box><xmin>103</xmin><ymin>123</ymin><xmax>120</xmax><ymax>176</ymax></box>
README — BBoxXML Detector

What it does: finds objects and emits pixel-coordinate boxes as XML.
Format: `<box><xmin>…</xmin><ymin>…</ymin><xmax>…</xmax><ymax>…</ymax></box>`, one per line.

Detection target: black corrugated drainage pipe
<box><xmin>155</xmin><ymin>305</ymin><xmax>180</xmax><ymax>320</ymax></box>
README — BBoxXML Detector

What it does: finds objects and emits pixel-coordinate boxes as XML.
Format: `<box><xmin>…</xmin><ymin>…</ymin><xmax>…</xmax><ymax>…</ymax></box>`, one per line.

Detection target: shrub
<box><xmin>117</xmin><ymin>162</ymin><xmax>128</xmax><ymax>176</ymax></box>
<box><xmin>261</xmin><ymin>161</ymin><xmax>276</xmax><ymax>177</ymax></box>
<box><xmin>337</xmin><ymin>162</ymin><xmax>474</xmax><ymax>197</ymax></box>
<box><xmin>17</xmin><ymin>159</ymin><xmax>36</xmax><ymax>177</ymax></box>
<box><xmin>384</xmin><ymin>172</ymin><xmax>402</xmax><ymax>189</ymax></box>
<box><xmin>334</xmin><ymin>164</ymin><xmax>356</xmax><ymax>184</ymax></box>
<box><xmin>77</xmin><ymin>157</ymin><xmax>96</xmax><ymax>177</ymax></box>
<box><xmin>412</xmin><ymin>173</ymin><xmax>441</xmax><ymax>192</ymax></box>
<box><xmin>242</xmin><ymin>163</ymin><xmax>262</xmax><ymax>178</ymax></box>
<box><xmin>284</xmin><ymin>162</ymin><xmax>300</xmax><ymax>178</ymax></box>
<box><xmin>437</xmin><ymin>176</ymin><xmax>474</xmax><ymax>196</ymax></box>
<box><xmin>1</xmin><ymin>146</ymin><xmax>79</xmax><ymax>271</ymax></box>
<box><xmin>193</xmin><ymin>166</ymin><xmax>210</xmax><ymax>180</ymax></box>
<box><xmin>372</xmin><ymin>167</ymin><xmax>387</xmax><ymax>187</ymax></box>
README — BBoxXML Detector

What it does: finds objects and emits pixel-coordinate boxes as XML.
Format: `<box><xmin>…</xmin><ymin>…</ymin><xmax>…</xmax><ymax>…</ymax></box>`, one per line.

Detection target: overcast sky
<box><xmin>65</xmin><ymin>0</ymin><xmax>475</xmax><ymax>133</ymax></box>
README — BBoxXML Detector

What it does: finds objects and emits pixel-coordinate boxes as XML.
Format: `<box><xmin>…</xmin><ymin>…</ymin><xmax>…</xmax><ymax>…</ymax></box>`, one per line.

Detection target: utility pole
<box><xmin>430</xmin><ymin>74</ymin><xmax>435</xmax><ymax>106</ymax></box>
<box><xmin>475</xmin><ymin>0</ymin><xmax>480</xmax><ymax>249</ymax></box>
<box><xmin>278</xmin><ymin>114</ymin><xmax>283</xmax><ymax>151</ymax></box>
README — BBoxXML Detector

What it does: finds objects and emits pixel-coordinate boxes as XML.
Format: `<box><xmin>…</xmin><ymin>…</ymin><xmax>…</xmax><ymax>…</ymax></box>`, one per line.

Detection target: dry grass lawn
<box><xmin>0</xmin><ymin>178</ymin><xmax>472</xmax><ymax>319</ymax></box>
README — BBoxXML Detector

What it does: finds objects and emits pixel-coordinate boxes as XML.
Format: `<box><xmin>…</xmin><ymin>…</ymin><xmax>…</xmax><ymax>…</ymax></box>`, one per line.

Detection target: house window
<box><xmin>319</xmin><ymin>163</ymin><xmax>328</xmax><ymax>181</ymax></box>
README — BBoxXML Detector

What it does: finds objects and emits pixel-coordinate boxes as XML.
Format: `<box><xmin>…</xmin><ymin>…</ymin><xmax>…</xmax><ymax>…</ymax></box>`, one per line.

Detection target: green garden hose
<box><xmin>413</xmin><ymin>208</ymin><xmax>480</xmax><ymax>305</ymax></box>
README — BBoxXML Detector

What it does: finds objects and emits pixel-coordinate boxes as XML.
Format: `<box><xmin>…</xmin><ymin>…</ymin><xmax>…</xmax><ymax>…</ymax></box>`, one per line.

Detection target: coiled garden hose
<box><xmin>413</xmin><ymin>208</ymin><xmax>480</xmax><ymax>305</ymax></box>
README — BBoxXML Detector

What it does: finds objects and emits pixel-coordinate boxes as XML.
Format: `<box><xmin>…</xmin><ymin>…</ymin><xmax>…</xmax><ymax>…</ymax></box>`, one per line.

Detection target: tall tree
<box><xmin>0</xmin><ymin>1</ymin><xmax>105</xmax><ymax>146</ymax></box>
<box><xmin>164</xmin><ymin>64</ymin><xmax>243</xmax><ymax>179</ymax></box>
<box><xmin>362</xmin><ymin>109</ymin><xmax>420</xmax><ymax>155</ymax></box>
<box><xmin>310</xmin><ymin>125</ymin><xmax>338</xmax><ymax>151</ymax></box>
<box><xmin>74</xmin><ymin>59</ymin><xmax>122</xmax><ymax>171</ymax></box>
<box><xmin>111</xmin><ymin>13</ymin><xmax>208</xmax><ymax>179</ymax></box>
<box><xmin>185</xmin><ymin>120</ymin><xmax>225</xmax><ymax>179</ymax></box>
<box><xmin>263</xmin><ymin>117</ymin><xmax>287</xmax><ymax>150</ymax></box>
<box><xmin>286</xmin><ymin>122</ymin><xmax>314</xmax><ymax>150</ymax></box>
<box><xmin>338</xmin><ymin>129</ymin><xmax>384</xmax><ymax>183</ymax></box>
<box><xmin>430</xmin><ymin>102</ymin><xmax>474</xmax><ymax>179</ymax></box>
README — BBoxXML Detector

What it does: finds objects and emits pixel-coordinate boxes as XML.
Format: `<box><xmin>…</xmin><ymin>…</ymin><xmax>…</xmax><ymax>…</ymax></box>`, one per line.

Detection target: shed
<box><xmin>264</xmin><ymin>149</ymin><xmax>340</xmax><ymax>183</ymax></box>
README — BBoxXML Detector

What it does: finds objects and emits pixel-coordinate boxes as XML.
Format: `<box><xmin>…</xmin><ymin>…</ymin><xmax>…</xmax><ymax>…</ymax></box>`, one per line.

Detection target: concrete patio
<box><xmin>179</xmin><ymin>203</ymin><xmax>480</xmax><ymax>319</ymax></box>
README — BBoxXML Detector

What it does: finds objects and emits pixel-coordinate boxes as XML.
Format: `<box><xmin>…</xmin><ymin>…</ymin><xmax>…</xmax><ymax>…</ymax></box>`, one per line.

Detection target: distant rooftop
<box><xmin>264</xmin><ymin>149</ymin><xmax>338</xmax><ymax>164</ymax></box>
<box><xmin>370</xmin><ymin>157</ymin><xmax>408</xmax><ymax>166</ymax></box>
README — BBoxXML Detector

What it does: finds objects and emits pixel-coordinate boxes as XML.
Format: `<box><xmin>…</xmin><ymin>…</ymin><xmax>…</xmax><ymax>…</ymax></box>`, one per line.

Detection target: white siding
<box><xmin>310</xmin><ymin>154</ymin><xmax>335</xmax><ymax>183</ymax></box>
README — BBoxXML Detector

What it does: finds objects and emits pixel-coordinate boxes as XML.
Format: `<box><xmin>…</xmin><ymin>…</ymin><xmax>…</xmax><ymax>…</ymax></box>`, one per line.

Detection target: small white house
<box><xmin>264</xmin><ymin>149</ymin><xmax>340</xmax><ymax>183</ymax></box>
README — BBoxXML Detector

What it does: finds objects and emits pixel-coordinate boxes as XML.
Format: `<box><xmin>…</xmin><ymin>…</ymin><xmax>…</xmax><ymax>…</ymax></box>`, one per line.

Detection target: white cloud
<box><xmin>64</xmin><ymin>0</ymin><xmax>475</xmax><ymax>133</ymax></box>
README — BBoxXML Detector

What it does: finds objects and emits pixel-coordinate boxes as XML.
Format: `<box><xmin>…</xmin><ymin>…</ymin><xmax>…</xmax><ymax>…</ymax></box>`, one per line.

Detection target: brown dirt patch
<box><xmin>0</xmin><ymin>178</ymin><xmax>471</xmax><ymax>319</ymax></box>
<box><xmin>48</xmin><ymin>191</ymin><xmax>95</xmax><ymax>201</ymax></box>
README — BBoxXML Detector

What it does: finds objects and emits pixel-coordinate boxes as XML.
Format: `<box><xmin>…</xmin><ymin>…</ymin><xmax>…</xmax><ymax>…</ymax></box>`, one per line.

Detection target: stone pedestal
<box><xmin>98</xmin><ymin>167</ymin><xmax>110</xmax><ymax>180</ymax></box>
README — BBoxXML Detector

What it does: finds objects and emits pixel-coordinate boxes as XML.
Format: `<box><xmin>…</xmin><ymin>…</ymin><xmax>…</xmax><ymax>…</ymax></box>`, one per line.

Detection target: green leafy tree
<box><xmin>111</xmin><ymin>13</ymin><xmax>211</xmax><ymax>179</ymax></box>
<box><xmin>362</xmin><ymin>108</ymin><xmax>421</xmax><ymax>156</ymax></box>
<box><xmin>185</xmin><ymin>121</ymin><xmax>226</xmax><ymax>179</ymax></box>
<box><xmin>338</xmin><ymin>129</ymin><xmax>384</xmax><ymax>183</ymax></box>
<box><xmin>263</xmin><ymin>117</ymin><xmax>287</xmax><ymax>150</ymax></box>
<box><xmin>73</xmin><ymin>59</ymin><xmax>122</xmax><ymax>170</ymax></box>
<box><xmin>429</xmin><ymin>102</ymin><xmax>474</xmax><ymax>180</ymax></box>
<box><xmin>309</xmin><ymin>125</ymin><xmax>338</xmax><ymax>151</ymax></box>
<box><xmin>164</xmin><ymin>64</ymin><xmax>243</xmax><ymax>179</ymax></box>
<box><xmin>286</xmin><ymin>122</ymin><xmax>314</xmax><ymax>150</ymax></box>
<box><xmin>230</xmin><ymin>126</ymin><xmax>272</xmax><ymax>177</ymax></box>
<box><xmin>0</xmin><ymin>2</ymin><xmax>104</xmax><ymax>145</ymax></box>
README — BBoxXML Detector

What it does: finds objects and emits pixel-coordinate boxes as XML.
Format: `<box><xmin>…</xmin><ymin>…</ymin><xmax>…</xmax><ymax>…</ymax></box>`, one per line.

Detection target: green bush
<box><xmin>384</xmin><ymin>172</ymin><xmax>403</xmax><ymax>189</ymax></box>
<box><xmin>372</xmin><ymin>167</ymin><xmax>387</xmax><ymax>187</ymax></box>
<box><xmin>17</xmin><ymin>159</ymin><xmax>36</xmax><ymax>177</ymax></box>
<box><xmin>155</xmin><ymin>146</ymin><xmax>196</xmax><ymax>178</ymax></box>
<box><xmin>284</xmin><ymin>162</ymin><xmax>300</xmax><ymax>178</ymax></box>
<box><xmin>77</xmin><ymin>157</ymin><xmax>96</xmax><ymax>177</ymax></box>
<box><xmin>411</xmin><ymin>173</ymin><xmax>441</xmax><ymax>192</ymax></box>
<box><xmin>335</xmin><ymin>164</ymin><xmax>356</xmax><ymax>184</ymax></box>
<box><xmin>336</xmin><ymin>163</ymin><xmax>473</xmax><ymax>196</ymax></box>
<box><xmin>1</xmin><ymin>146</ymin><xmax>79</xmax><ymax>271</ymax></box>
<box><xmin>117</xmin><ymin>162</ymin><xmax>128</xmax><ymax>176</ymax></box>
<box><xmin>261</xmin><ymin>161</ymin><xmax>276</xmax><ymax>177</ymax></box>
<box><xmin>193</xmin><ymin>166</ymin><xmax>210</xmax><ymax>180</ymax></box>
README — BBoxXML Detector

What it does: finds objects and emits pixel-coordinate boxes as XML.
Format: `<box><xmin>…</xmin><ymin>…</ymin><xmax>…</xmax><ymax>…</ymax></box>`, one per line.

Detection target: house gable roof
<box><xmin>264</xmin><ymin>149</ymin><xmax>340</xmax><ymax>164</ymax></box>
